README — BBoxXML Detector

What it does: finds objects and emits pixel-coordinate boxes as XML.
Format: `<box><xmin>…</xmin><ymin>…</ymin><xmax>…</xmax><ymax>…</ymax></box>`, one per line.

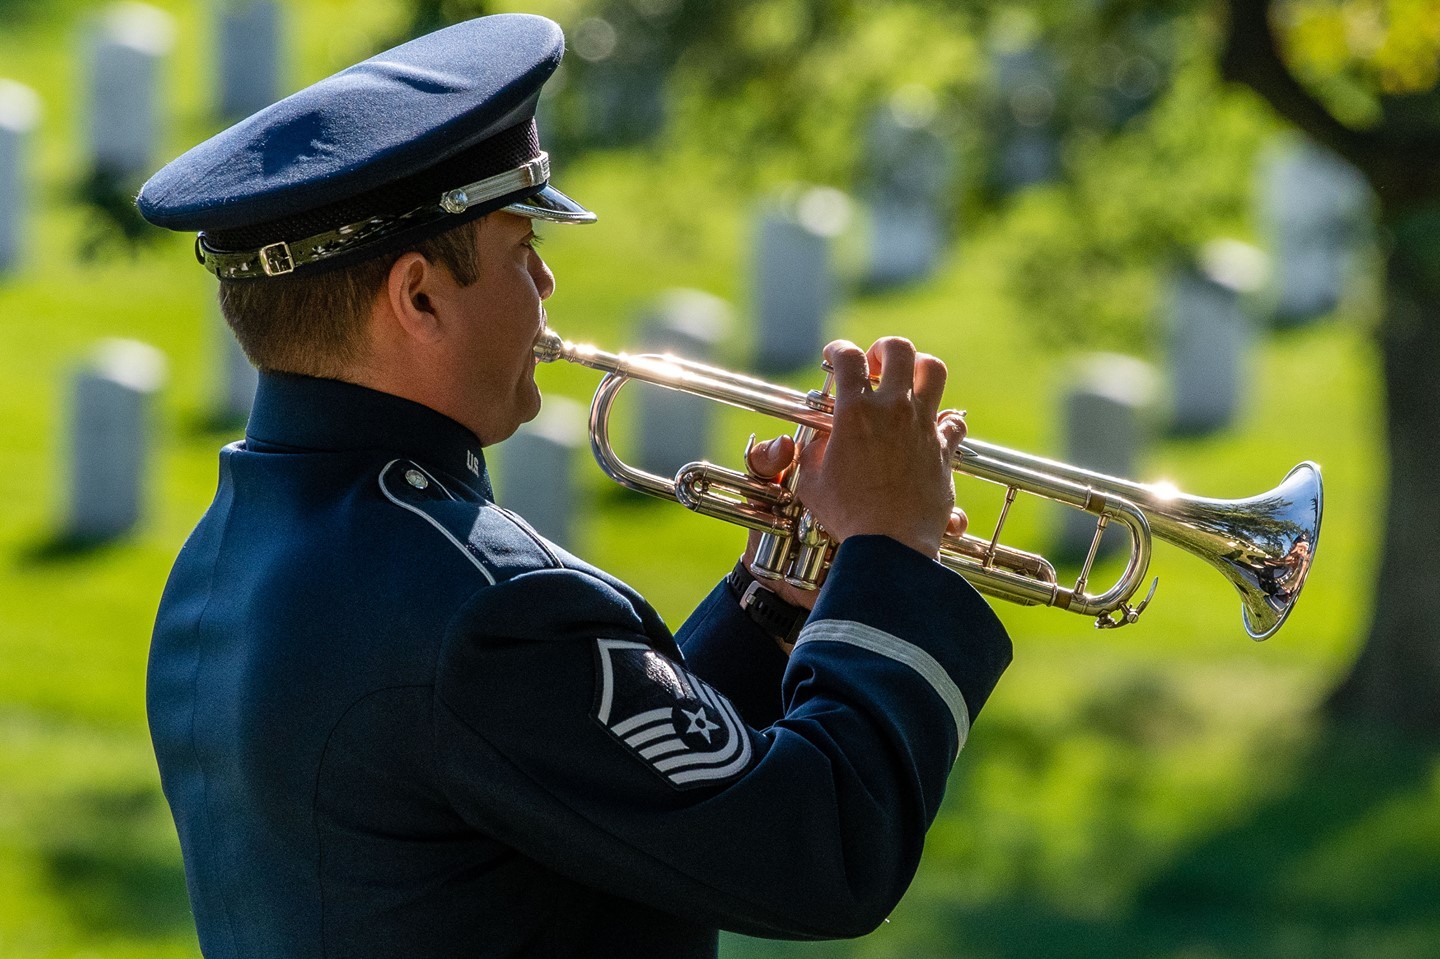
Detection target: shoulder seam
<box><xmin>377</xmin><ymin>460</ymin><xmax>497</xmax><ymax>586</ymax></box>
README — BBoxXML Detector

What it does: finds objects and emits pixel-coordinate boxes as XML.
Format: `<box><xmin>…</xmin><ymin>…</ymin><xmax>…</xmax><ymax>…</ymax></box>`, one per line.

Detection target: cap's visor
<box><xmin>504</xmin><ymin>184</ymin><xmax>596</xmax><ymax>224</ymax></box>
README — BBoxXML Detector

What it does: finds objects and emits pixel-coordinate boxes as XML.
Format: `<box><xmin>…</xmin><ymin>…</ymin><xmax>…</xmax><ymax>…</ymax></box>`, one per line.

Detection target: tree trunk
<box><xmin>1326</xmin><ymin>207</ymin><xmax>1440</xmax><ymax>734</ymax></box>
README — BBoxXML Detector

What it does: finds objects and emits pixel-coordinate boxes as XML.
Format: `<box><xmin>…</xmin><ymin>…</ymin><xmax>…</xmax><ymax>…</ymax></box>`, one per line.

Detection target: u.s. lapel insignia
<box><xmin>593</xmin><ymin>638</ymin><xmax>754</xmax><ymax>790</ymax></box>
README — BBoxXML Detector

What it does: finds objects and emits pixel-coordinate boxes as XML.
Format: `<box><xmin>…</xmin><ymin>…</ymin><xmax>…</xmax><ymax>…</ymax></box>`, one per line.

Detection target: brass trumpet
<box><xmin>533</xmin><ymin>329</ymin><xmax>1322</xmax><ymax>640</ymax></box>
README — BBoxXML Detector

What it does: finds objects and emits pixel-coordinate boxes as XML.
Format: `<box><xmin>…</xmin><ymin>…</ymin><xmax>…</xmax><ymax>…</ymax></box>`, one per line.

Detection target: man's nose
<box><xmin>533</xmin><ymin>256</ymin><xmax>555</xmax><ymax>300</ymax></box>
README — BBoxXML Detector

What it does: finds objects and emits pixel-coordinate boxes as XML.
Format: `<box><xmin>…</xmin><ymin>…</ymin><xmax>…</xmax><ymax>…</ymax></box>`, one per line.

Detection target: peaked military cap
<box><xmin>137</xmin><ymin>14</ymin><xmax>594</xmax><ymax>281</ymax></box>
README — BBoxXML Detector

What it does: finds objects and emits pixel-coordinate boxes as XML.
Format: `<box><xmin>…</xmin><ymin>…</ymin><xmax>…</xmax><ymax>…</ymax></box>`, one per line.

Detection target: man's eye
<box><xmin>525</xmin><ymin>233</ymin><xmax>545</xmax><ymax>248</ymax></box>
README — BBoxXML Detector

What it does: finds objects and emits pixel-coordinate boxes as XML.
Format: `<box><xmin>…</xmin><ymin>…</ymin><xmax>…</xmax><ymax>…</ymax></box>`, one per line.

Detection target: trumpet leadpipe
<box><xmin>535</xmin><ymin>329</ymin><xmax>832</xmax><ymax>431</ymax></box>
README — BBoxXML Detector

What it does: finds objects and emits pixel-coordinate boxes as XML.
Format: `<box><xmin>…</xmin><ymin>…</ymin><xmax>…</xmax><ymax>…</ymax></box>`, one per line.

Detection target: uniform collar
<box><xmin>246</xmin><ymin>371</ymin><xmax>493</xmax><ymax>501</ymax></box>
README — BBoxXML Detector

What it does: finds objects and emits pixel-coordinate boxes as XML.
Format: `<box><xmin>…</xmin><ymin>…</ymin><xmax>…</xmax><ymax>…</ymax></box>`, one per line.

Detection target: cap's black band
<box><xmin>197</xmin><ymin>204</ymin><xmax>449</xmax><ymax>279</ymax></box>
<box><xmin>726</xmin><ymin>560</ymin><xmax>809</xmax><ymax>647</ymax></box>
<box><xmin>196</xmin><ymin>154</ymin><xmax>551</xmax><ymax>280</ymax></box>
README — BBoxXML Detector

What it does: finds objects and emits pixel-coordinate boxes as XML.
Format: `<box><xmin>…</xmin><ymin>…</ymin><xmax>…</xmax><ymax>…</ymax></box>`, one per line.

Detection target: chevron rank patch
<box><xmin>593</xmin><ymin>638</ymin><xmax>754</xmax><ymax>790</ymax></box>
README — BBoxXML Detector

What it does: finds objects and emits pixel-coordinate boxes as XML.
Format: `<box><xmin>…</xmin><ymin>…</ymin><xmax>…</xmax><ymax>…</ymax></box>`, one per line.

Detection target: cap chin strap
<box><xmin>196</xmin><ymin>152</ymin><xmax>592</xmax><ymax>280</ymax></box>
<box><xmin>444</xmin><ymin>153</ymin><xmax>599</xmax><ymax>222</ymax></box>
<box><xmin>439</xmin><ymin>154</ymin><xmax>549</xmax><ymax>214</ymax></box>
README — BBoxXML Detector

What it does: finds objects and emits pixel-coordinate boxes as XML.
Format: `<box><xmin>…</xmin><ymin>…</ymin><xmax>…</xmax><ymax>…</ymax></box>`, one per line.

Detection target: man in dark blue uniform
<box><xmin>139</xmin><ymin>14</ymin><xmax>1011</xmax><ymax>958</ymax></box>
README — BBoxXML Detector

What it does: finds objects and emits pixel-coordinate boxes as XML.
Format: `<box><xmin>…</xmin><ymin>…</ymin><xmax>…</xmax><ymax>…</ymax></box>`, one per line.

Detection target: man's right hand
<box><xmin>793</xmin><ymin>337</ymin><xmax>968</xmax><ymax>560</ymax></box>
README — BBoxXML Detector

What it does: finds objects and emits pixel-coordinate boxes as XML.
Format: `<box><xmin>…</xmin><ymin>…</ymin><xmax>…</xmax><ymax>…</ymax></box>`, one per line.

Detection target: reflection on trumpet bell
<box><xmin>533</xmin><ymin>328</ymin><xmax>1323</xmax><ymax>641</ymax></box>
<box><xmin>1136</xmin><ymin>461</ymin><xmax>1322</xmax><ymax>640</ymax></box>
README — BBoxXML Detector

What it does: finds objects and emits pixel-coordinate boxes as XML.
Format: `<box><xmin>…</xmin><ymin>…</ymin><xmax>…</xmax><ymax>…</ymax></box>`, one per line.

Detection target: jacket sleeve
<box><xmin>431</xmin><ymin>534</ymin><xmax>1011</xmax><ymax>940</ymax></box>
<box><xmin>673</xmin><ymin>575</ymin><xmax>793</xmax><ymax>728</ymax></box>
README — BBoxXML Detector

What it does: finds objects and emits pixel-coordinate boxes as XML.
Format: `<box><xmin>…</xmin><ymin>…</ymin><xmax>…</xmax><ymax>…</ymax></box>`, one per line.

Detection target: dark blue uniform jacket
<box><xmin>148</xmin><ymin>372</ymin><xmax>1012</xmax><ymax>958</ymax></box>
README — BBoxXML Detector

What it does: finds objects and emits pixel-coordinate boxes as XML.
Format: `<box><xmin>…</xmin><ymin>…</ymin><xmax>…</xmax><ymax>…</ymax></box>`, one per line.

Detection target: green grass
<box><xmin>1</xmin><ymin>3</ymin><xmax>1434</xmax><ymax>958</ymax></box>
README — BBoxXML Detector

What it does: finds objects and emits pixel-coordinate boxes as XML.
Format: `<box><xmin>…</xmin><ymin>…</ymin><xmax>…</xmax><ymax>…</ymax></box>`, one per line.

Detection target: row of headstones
<box><xmin>21</xmin><ymin>1</ymin><xmax>271</xmax><ymax>540</ymax></box>
<box><xmin>55</xmin><ymin>343</ymin><xmax>1164</xmax><ymax>567</ymax></box>
<box><xmin>89</xmin><ymin>0</ymin><xmax>284</xmax><ymax>181</ymax></box>
<box><xmin>42</xmin><ymin>206</ymin><xmax>1272</xmax><ymax>601</ymax></box>
<box><xmin>0</xmin><ymin>0</ymin><xmax>283</xmax><ymax>273</ymax></box>
<box><xmin>757</xmin><ymin>145</ymin><xmax>1369</xmax><ymax>353</ymax></box>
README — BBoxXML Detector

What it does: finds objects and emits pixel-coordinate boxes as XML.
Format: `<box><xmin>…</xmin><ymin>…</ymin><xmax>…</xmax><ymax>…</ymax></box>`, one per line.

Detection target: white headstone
<box><xmin>866</xmin><ymin>202</ymin><xmax>946</xmax><ymax>290</ymax></box>
<box><xmin>1259</xmin><ymin>136</ymin><xmax>1371</xmax><ymax>326</ymax></box>
<box><xmin>0</xmin><ymin>81</ymin><xmax>41</xmax><ymax>275</ymax></box>
<box><xmin>636</xmin><ymin>289</ymin><xmax>730</xmax><ymax>478</ymax></box>
<box><xmin>86</xmin><ymin>2</ymin><xmax>176</xmax><ymax>180</ymax></box>
<box><xmin>997</xmin><ymin>127</ymin><xmax>1060</xmax><ymax>192</ymax></box>
<box><xmin>991</xmin><ymin>42</ymin><xmax>1060</xmax><ymax>192</ymax></box>
<box><xmin>1165</xmin><ymin>240</ymin><xmax>1266</xmax><ymax>435</ymax></box>
<box><xmin>863</xmin><ymin>88</ymin><xmax>953</xmax><ymax>288</ymax></box>
<box><xmin>66</xmin><ymin>339</ymin><xmax>168</xmax><ymax>540</ymax></box>
<box><xmin>1057</xmin><ymin>353</ymin><xmax>1158</xmax><ymax>559</ymax></box>
<box><xmin>569</xmin><ymin>14</ymin><xmax>667</xmax><ymax>146</ymax></box>
<box><xmin>215</xmin><ymin>0</ymin><xmax>284</xmax><ymax>121</ymax></box>
<box><xmin>753</xmin><ymin>187</ymin><xmax>851</xmax><ymax>372</ymax></box>
<box><xmin>498</xmin><ymin>395</ymin><xmax>586</xmax><ymax>549</ymax></box>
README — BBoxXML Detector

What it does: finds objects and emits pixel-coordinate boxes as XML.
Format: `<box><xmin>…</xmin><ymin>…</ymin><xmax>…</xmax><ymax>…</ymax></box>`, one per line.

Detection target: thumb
<box><xmin>746</xmin><ymin>435</ymin><xmax>797</xmax><ymax>479</ymax></box>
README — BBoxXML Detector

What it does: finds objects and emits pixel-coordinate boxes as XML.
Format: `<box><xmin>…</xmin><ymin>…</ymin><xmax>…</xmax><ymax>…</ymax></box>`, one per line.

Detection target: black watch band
<box><xmin>726</xmin><ymin>560</ymin><xmax>809</xmax><ymax>647</ymax></box>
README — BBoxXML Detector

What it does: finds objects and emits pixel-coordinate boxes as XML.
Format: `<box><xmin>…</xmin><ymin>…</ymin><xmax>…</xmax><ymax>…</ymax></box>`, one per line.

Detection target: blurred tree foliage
<box><xmin>0</xmin><ymin>0</ymin><xmax>82</xmax><ymax>25</ymax></box>
<box><xmin>391</xmin><ymin>0</ymin><xmax>493</xmax><ymax>47</ymax></box>
<box><xmin>980</xmin><ymin>42</ymin><xmax>1272</xmax><ymax>354</ymax></box>
<box><xmin>518</xmin><ymin>0</ymin><xmax>1269</xmax><ymax>352</ymax></box>
<box><xmin>1282</xmin><ymin>0</ymin><xmax>1440</xmax><ymax>116</ymax></box>
<box><xmin>546</xmin><ymin>0</ymin><xmax>984</xmax><ymax>182</ymax></box>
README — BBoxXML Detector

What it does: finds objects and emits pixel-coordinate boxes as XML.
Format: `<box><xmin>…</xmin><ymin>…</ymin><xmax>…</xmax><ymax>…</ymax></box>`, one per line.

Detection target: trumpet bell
<box><xmin>1147</xmin><ymin>461</ymin><xmax>1323</xmax><ymax>640</ymax></box>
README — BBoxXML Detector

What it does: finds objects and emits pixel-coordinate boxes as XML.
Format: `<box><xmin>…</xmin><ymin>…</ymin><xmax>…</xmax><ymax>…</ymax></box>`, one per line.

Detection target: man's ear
<box><xmin>383</xmin><ymin>252</ymin><xmax>444</xmax><ymax>344</ymax></box>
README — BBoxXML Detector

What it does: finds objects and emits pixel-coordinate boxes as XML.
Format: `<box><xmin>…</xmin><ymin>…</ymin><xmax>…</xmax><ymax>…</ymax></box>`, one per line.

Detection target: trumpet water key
<box><xmin>533</xmin><ymin>329</ymin><xmax>1323</xmax><ymax>640</ymax></box>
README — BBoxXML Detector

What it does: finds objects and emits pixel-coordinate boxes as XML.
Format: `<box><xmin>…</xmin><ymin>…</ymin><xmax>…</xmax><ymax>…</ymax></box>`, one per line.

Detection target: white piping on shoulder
<box><xmin>377</xmin><ymin>460</ymin><xmax>497</xmax><ymax>586</ymax></box>
<box><xmin>794</xmin><ymin>620</ymin><xmax>971</xmax><ymax>755</ymax></box>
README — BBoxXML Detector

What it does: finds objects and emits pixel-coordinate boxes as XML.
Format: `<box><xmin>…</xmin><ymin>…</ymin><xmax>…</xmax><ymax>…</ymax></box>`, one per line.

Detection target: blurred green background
<box><xmin>1</xmin><ymin>0</ymin><xmax>1435</xmax><ymax>957</ymax></box>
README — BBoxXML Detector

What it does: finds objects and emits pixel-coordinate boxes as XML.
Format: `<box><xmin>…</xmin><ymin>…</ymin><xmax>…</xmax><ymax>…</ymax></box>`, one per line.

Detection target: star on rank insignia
<box><xmin>592</xmin><ymin>638</ymin><xmax>754</xmax><ymax>790</ymax></box>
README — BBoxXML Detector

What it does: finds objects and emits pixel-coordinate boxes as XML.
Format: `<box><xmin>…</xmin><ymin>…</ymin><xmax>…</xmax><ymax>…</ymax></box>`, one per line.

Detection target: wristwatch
<box><xmin>726</xmin><ymin>560</ymin><xmax>809</xmax><ymax>647</ymax></box>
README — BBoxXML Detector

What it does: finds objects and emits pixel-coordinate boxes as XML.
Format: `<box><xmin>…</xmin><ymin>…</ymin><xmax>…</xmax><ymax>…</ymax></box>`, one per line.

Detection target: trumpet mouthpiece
<box><xmin>532</xmin><ymin>328</ymin><xmax>565</xmax><ymax>363</ymax></box>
